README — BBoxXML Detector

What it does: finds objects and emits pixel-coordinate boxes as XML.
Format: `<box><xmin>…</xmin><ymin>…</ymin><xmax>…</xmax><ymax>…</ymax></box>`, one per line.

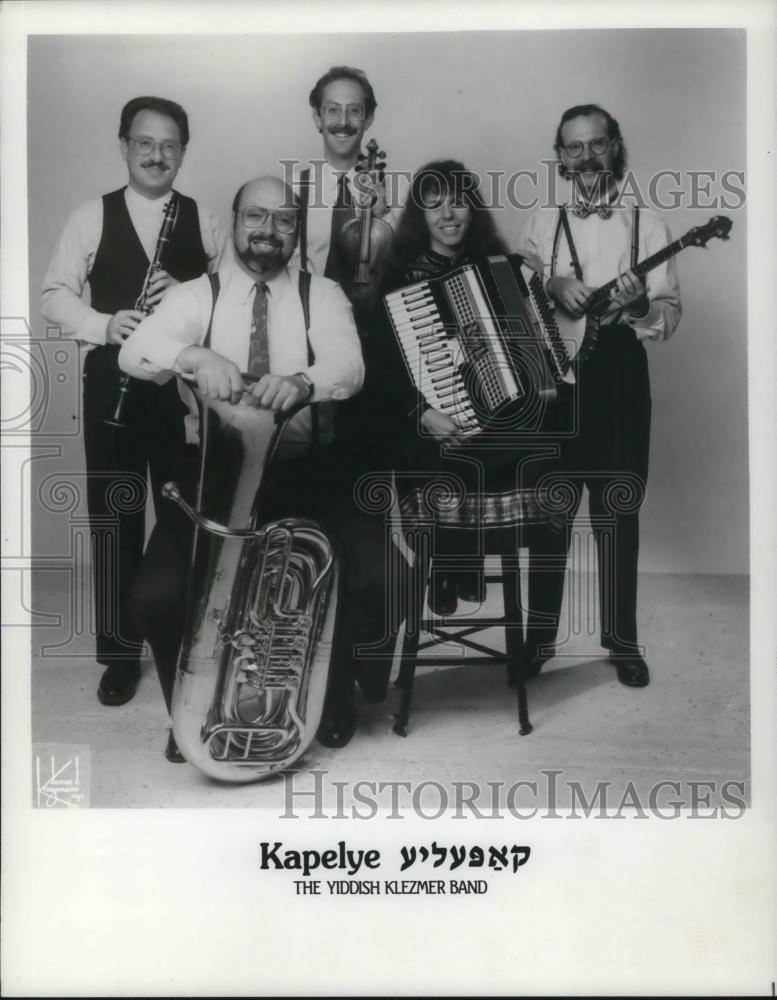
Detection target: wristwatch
<box><xmin>293</xmin><ymin>371</ymin><xmax>315</xmax><ymax>400</ymax></box>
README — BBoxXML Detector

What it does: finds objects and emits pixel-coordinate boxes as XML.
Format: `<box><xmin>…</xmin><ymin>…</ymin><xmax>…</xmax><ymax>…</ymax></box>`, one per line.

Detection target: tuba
<box><xmin>162</xmin><ymin>381</ymin><xmax>337</xmax><ymax>782</ymax></box>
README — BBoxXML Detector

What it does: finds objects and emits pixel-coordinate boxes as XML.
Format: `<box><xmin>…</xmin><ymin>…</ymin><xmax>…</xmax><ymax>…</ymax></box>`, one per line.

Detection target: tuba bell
<box><xmin>162</xmin><ymin>381</ymin><xmax>337</xmax><ymax>783</ymax></box>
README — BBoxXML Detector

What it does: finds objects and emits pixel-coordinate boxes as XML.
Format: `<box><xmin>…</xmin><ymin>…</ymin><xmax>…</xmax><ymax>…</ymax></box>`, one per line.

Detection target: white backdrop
<box><xmin>27</xmin><ymin>29</ymin><xmax>748</xmax><ymax>574</ymax></box>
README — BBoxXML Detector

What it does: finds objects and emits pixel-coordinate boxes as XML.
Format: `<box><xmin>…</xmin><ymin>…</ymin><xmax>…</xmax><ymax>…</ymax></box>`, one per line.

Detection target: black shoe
<box><xmin>317</xmin><ymin>704</ymin><xmax>357</xmax><ymax>749</ymax></box>
<box><xmin>165</xmin><ymin>731</ymin><xmax>186</xmax><ymax>763</ymax></box>
<box><xmin>430</xmin><ymin>574</ymin><xmax>458</xmax><ymax>616</ymax></box>
<box><xmin>97</xmin><ymin>664</ymin><xmax>140</xmax><ymax>706</ymax></box>
<box><xmin>456</xmin><ymin>570</ymin><xmax>486</xmax><ymax>604</ymax></box>
<box><xmin>609</xmin><ymin>653</ymin><xmax>650</xmax><ymax>687</ymax></box>
<box><xmin>355</xmin><ymin>660</ymin><xmax>392</xmax><ymax>704</ymax></box>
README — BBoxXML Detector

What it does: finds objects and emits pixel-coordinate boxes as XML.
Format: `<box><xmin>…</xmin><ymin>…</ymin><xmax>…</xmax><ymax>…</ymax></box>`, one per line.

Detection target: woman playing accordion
<box><xmin>372</xmin><ymin>159</ymin><xmax>571</xmax><ymax>676</ymax></box>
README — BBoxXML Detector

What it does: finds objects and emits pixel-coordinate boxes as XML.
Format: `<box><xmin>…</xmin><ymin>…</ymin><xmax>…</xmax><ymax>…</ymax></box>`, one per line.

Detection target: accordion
<box><xmin>383</xmin><ymin>254</ymin><xmax>575</xmax><ymax>436</ymax></box>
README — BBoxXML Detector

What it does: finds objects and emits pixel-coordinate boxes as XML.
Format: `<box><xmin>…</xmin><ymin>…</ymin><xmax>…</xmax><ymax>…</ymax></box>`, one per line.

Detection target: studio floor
<box><xmin>29</xmin><ymin>569</ymin><xmax>749</xmax><ymax>811</ymax></box>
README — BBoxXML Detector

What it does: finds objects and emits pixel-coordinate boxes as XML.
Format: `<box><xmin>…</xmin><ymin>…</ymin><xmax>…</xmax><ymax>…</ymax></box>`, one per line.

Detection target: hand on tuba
<box><xmin>177</xmin><ymin>345</ymin><xmax>244</xmax><ymax>403</ymax></box>
<box><xmin>248</xmin><ymin>373</ymin><xmax>312</xmax><ymax>413</ymax></box>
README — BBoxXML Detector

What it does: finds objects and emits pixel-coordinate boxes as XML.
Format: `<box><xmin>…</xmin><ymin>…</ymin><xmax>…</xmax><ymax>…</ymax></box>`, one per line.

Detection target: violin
<box><xmin>334</xmin><ymin>138</ymin><xmax>393</xmax><ymax>316</ymax></box>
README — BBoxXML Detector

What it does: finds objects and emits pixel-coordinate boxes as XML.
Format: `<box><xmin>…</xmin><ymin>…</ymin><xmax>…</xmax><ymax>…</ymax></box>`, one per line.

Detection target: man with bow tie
<box><xmin>521</xmin><ymin>103</ymin><xmax>682</xmax><ymax>688</ymax></box>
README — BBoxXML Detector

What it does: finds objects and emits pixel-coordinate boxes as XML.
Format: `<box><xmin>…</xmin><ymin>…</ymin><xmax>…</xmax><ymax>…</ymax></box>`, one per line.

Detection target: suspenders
<box><xmin>298</xmin><ymin>168</ymin><xmax>311</xmax><ymax>273</ymax></box>
<box><xmin>552</xmin><ymin>204</ymin><xmax>641</xmax><ymax>281</ymax></box>
<box><xmin>204</xmin><ymin>269</ymin><xmax>320</xmax><ymax>446</ymax></box>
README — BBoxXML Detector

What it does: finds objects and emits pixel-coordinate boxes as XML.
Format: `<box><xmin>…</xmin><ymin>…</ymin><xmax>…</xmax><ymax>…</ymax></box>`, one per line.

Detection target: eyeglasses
<box><xmin>240</xmin><ymin>206</ymin><xmax>298</xmax><ymax>234</ymax></box>
<box><xmin>320</xmin><ymin>103</ymin><xmax>366</xmax><ymax>123</ymax></box>
<box><xmin>127</xmin><ymin>136</ymin><xmax>183</xmax><ymax>160</ymax></box>
<box><xmin>560</xmin><ymin>137</ymin><xmax>611</xmax><ymax>158</ymax></box>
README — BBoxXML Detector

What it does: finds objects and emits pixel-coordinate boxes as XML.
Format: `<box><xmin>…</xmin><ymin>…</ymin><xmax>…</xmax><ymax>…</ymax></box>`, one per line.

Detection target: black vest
<box><xmin>88</xmin><ymin>187</ymin><xmax>207</xmax><ymax>313</ymax></box>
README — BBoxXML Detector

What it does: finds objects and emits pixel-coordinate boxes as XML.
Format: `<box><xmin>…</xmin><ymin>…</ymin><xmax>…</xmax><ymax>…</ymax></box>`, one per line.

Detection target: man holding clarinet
<box><xmin>40</xmin><ymin>96</ymin><xmax>221</xmax><ymax>707</ymax></box>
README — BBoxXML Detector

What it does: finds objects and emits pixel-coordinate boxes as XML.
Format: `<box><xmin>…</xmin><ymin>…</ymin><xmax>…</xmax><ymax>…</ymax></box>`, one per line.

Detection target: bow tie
<box><xmin>570</xmin><ymin>201</ymin><xmax>613</xmax><ymax>220</ymax></box>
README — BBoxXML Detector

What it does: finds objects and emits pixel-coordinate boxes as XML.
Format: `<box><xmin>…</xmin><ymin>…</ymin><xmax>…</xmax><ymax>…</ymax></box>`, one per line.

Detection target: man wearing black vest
<box><xmin>41</xmin><ymin>96</ymin><xmax>221</xmax><ymax>707</ymax></box>
<box><xmin>291</xmin><ymin>65</ymin><xmax>396</xmax><ymax>290</ymax></box>
<box><xmin>289</xmin><ymin>66</ymin><xmax>407</xmax><ymax>711</ymax></box>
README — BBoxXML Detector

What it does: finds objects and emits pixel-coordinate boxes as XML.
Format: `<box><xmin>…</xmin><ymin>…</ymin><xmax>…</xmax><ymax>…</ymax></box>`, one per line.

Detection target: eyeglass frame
<box><xmin>238</xmin><ymin>205</ymin><xmax>299</xmax><ymax>234</ymax></box>
<box><xmin>320</xmin><ymin>102</ymin><xmax>367</xmax><ymax>123</ymax></box>
<box><xmin>125</xmin><ymin>135</ymin><xmax>185</xmax><ymax>160</ymax></box>
<box><xmin>559</xmin><ymin>136</ymin><xmax>613</xmax><ymax>158</ymax></box>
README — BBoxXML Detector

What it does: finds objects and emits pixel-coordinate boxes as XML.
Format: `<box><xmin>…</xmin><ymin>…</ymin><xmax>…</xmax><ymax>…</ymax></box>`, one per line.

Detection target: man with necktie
<box><xmin>521</xmin><ymin>104</ymin><xmax>682</xmax><ymax>687</ymax></box>
<box><xmin>289</xmin><ymin>66</ymin><xmax>408</xmax><ymax>709</ymax></box>
<box><xmin>120</xmin><ymin>176</ymin><xmax>382</xmax><ymax>757</ymax></box>
<box><xmin>290</xmin><ymin>65</ymin><xmax>396</xmax><ymax>287</ymax></box>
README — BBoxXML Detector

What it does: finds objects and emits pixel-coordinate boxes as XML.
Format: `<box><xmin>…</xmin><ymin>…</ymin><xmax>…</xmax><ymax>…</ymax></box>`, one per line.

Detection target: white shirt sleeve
<box><xmin>39</xmin><ymin>200</ymin><xmax>113</xmax><ymax>346</ymax></box>
<box><xmin>119</xmin><ymin>275</ymin><xmax>211</xmax><ymax>380</ymax></box>
<box><xmin>198</xmin><ymin>205</ymin><xmax>225</xmax><ymax>272</ymax></box>
<box><xmin>630</xmin><ymin>214</ymin><xmax>682</xmax><ymax>343</ymax></box>
<box><xmin>303</xmin><ymin>278</ymin><xmax>365</xmax><ymax>400</ymax></box>
<box><xmin>519</xmin><ymin>209</ymin><xmax>555</xmax><ymax>298</ymax></box>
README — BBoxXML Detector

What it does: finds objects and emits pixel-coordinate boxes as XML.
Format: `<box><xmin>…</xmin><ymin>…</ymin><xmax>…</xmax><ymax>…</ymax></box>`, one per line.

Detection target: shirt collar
<box><xmin>124</xmin><ymin>184</ymin><xmax>174</xmax><ymax>214</ymax></box>
<box><xmin>321</xmin><ymin>158</ymin><xmax>359</xmax><ymax>186</ymax></box>
<box><xmin>565</xmin><ymin>183</ymin><xmax>621</xmax><ymax>220</ymax></box>
<box><xmin>221</xmin><ymin>258</ymin><xmax>293</xmax><ymax>304</ymax></box>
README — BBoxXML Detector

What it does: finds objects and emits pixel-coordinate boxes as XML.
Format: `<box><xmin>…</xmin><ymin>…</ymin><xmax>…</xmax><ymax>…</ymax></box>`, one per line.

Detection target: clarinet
<box><xmin>105</xmin><ymin>193</ymin><xmax>180</xmax><ymax>428</ymax></box>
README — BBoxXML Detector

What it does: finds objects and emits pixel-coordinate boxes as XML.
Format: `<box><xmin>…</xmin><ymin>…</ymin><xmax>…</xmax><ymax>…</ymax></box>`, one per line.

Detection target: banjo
<box><xmin>553</xmin><ymin>214</ymin><xmax>733</xmax><ymax>367</ymax></box>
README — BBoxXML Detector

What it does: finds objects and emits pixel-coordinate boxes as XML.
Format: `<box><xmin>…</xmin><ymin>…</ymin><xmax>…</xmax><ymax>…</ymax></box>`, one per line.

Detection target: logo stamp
<box><xmin>32</xmin><ymin>744</ymin><xmax>90</xmax><ymax>808</ymax></box>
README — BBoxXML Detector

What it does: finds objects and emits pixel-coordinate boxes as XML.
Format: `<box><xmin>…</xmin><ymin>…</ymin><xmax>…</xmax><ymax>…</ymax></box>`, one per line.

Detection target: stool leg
<box><xmin>394</xmin><ymin>528</ymin><xmax>431</xmax><ymax>737</ymax></box>
<box><xmin>501</xmin><ymin>550</ymin><xmax>533</xmax><ymax>735</ymax></box>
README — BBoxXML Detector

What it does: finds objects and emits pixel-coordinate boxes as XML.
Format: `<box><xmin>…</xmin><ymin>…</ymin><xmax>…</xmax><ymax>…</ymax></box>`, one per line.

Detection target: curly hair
<box><xmin>554</xmin><ymin>103</ymin><xmax>627</xmax><ymax>182</ymax></box>
<box><xmin>308</xmin><ymin>66</ymin><xmax>377</xmax><ymax>116</ymax></box>
<box><xmin>391</xmin><ymin>160</ymin><xmax>507</xmax><ymax>266</ymax></box>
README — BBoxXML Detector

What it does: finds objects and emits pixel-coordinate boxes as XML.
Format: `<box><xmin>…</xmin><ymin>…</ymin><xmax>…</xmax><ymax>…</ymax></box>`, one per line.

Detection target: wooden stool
<box><xmin>393</xmin><ymin>522</ymin><xmax>533</xmax><ymax>737</ymax></box>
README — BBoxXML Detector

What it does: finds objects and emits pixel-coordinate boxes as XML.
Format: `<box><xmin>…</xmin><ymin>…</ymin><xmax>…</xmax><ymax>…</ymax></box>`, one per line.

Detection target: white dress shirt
<box><xmin>521</xmin><ymin>199</ymin><xmax>681</xmax><ymax>342</ymax></box>
<box><xmin>40</xmin><ymin>186</ymin><xmax>222</xmax><ymax>348</ymax></box>
<box><xmin>118</xmin><ymin>259</ymin><xmax>364</xmax><ymax>444</ymax></box>
<box><xmin>289</xmin><ymin>159</ymin><xmax>401</xmax><ymax>275</ymax></box>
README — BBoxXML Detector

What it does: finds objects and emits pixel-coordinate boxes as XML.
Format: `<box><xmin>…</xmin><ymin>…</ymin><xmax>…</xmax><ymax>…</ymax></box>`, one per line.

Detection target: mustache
<box><xmin>573</xmin><ymin>159</ymin><xmax>605</xmax><ymax>173</ymax></box>
<box><xmin>326</xmin><ymin>124</ymin><xmax>358</xmax><ymax>136</ymax></box>
<box><xmin>248</xmin><ymin>235</ymin><xmax>283</xmax><ymax>250</ymax></box>
<box><xmin>141</xmin><ymin>160</ymin><xmax>170</xmax><ymax>170</ymax></box>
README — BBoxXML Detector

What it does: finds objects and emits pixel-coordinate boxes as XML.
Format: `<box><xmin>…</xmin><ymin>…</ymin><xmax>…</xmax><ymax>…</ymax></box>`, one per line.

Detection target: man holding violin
<box><xmin>40</xmin><ymin>96</ymin><xmax>221</xmax><ymax>709</ymax></box>
<box><xmin>292</xmin><ymin>64</ymin><xmax>396</xmax><ymax>293</ymax></box>
<box><xmin>121</xmin><ymin>175</ymin><xmax>393</xmax><ymax>756</ymax></box>
<box><xmin>289</xmin><ymin>65</ymin><xmax>409</xmax><ymax>708</ymax></box>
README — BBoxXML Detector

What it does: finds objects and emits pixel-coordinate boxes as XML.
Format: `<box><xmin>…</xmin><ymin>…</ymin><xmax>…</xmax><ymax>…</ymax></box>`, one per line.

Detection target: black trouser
<box><xmin>82</xmin><ymin>346</ymin><xmax>191</xmax><ymax>668</ymax></box>
<box><xmin>130</xmin><ymin>447</ymin><xmax>404</xmax><ymax>713</ymax></box>
<box><xmin>560</xmin><ymin>325</ymin><xmax>652</xmax><ymax>654</ymax></box>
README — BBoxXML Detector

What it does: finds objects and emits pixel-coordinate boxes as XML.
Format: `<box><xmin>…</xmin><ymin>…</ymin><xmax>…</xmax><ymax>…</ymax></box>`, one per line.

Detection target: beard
<box><xmin>570</xmin><ymin>165</ymin><xmax>614</xmax><ymax>201</ymax></box>
<box><xmin>237</xmin><ymin>236</ymin><xmax>287</xmax><ymax>275</ymax></box>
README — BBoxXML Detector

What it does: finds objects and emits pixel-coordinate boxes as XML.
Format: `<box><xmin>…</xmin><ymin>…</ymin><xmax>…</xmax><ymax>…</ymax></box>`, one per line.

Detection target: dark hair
<box><xmin>553</xmin><ymin>103</ymin><xmax>627</xmax><ymax>181</ymax></box>
<box><xmin>118</xmin><ymin>96</ymin><xmax>190</xmax><ymax>147</ymax></box>
<box><xmin>391</xmin><ymin>160</ymin><xmax>507</xmax><ymax>266</ymax></box>
<box><xmin>308</xmin><ymin>66</ymin><xmax>377</xmax><ymax>116</ymax></box>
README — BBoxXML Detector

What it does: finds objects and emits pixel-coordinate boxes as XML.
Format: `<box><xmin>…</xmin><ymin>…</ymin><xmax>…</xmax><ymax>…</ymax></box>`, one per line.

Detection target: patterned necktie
<box><xmin>247</xmin><ymin>281</ymin><xmax>269</xmax><ymax>377</ymax></box>
<box><xmin>324</xmin><ymin>172</ymin><xmax>352</xmax><ymax>283</ymax></box>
